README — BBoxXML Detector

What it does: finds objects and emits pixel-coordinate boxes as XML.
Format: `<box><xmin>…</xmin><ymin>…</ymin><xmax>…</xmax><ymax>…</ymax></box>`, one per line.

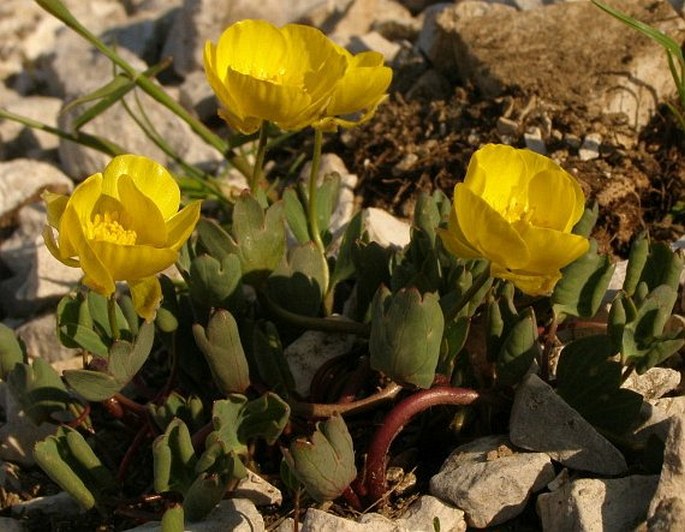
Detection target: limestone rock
<box><xmin>363</xmin><ymin>208</ymin><xmax>411</xmax><ymax>249</ymax></box>
<box><xmin>233</xmin><ymin>469</ymin><xmax>282</xmax><ymax>507</ymax></box>
<box><xmin>397</xmin><ymin>494</ymin><xmax>467</xmax><ymax>532</ymax></box>
<box><xmin>15</xmin><ymin>313</ymin><xmax>75</xmax><ymax>363</ymax></box>
<box><xmin>622</xmin><ymin>367</ymin><xmax>681</xmax><ymax>401</ymax></box>
<box><xmin>649</xmin><ymin>413</ymin><xmax>685</xmax><ymax>519</ymax></box>
<box><xmin>537</xmin><ymin>475</ymin><xmax>659</xmax><ymax>531</ymax></box>
<box><xmin>430</xmin><ymin>435</ymin><xmax>555</xmax><ymax>528</ymax></box>
<box><xmin>510</xmin><ymin>373</ymin><xmax>627</xmax><ymax>475</ymax></box>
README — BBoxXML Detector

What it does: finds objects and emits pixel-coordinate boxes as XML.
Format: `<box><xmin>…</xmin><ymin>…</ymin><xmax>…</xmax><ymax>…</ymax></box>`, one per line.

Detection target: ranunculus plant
<box><xmin>42</xmin><ymin>154</ymin><xmax>201</xmax><ymax>320</ymax></box>
<box><xmin>439</xmin><ymin>144</ymin><xmax>590</xmax><ymax>295</ymax></box>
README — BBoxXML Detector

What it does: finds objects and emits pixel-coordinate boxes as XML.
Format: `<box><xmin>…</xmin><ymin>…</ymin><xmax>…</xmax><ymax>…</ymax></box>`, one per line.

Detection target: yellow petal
<box><xmin>42</xmin><ymin>191</ymin><xmax>68</xmax><ymax>228</ymax></box>
<box><xmin>515</xmin><ymin>223</ymin><xmax>590</xmax><ymax>273</ymax></box>
<box><xmin>61</xmin><ymin>205</ymin><xmax>115</xmax><ymax>295</ymax></box>
<box><xmin>526</xmin><ymin>169</ymin><xmax>586</xmax><ymax>232</ymax></box>
<box><xmin>116</xmin><ymin>174</ymin><xmax>167</xmax><ymax>247</ymax></box>
<box><xmin>42</xmin><ymin>226</ymin><xmax>80</xmax><ymax>267</ymax></box>
<box><xmin>129</xmin><ymin>277</ymin><xmax>162</xmax><ymax>321</ymax></box>
<box><xmin>491</xmin><ymin>264</ymin><xmax>561</xmax><ymax>296</ymax></box>
<box><xmin>59</xmin><ymin>175</ymin><xmax>103</xmax><ymax>262</ymax></box>
<box><xmin>454</xmin><ymin>184</ymin><xmax>530</xmax><ymax>270</ymax></box>
<box><xmin>464</xmin><ymin>145</ymin><xmax>528</xmax><ymax>212</ymax></box>
<box><xmin>165</xmin><ymin>200</ymin><xmax>202</xmax><ymax>251</ymax></box>
<box><xmin>103</xmin><ymin>155</ymin><xmax>180</xmax><ymax>220</ymax></box>
<box><xmin>89</xmin><ymin>241</ymin><xmax>177</xmax><ymax>282</ymax></box>
<box><xmin>436</xmin><ymin>205</ymin><xmax>481</xmax><ymax>260</ymax></box>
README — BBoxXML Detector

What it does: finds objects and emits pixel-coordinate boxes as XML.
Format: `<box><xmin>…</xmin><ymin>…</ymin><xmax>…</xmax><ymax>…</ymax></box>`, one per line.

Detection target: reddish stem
<box><xmin>341</xmin><ymin>485</ymin><xmax>362</xmax><ymax>511</ymax></box>
<box><xmin>118</xmin><ymin>422</ymin><xmax>153</xmax><ymax>483</ymax></box>
<box><xmin>363</xmin><ymin>386</ymin><xmax>481</xmax><ymax>503</ymax></box>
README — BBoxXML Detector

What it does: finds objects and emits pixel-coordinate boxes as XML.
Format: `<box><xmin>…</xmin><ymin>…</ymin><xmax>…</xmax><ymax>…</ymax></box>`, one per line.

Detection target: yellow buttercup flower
<box><xmin>203</xmin><ymin>19</ymin><xmax>348</xmax><ymax>134</ymax></box>
<box><xmin>43</xmin><ymin>154</ymin><xmax>201</xmax><ymax>320</ymax></box>
<box><xmin>313</xmin><ymin>46</ymin><xmax>392</xmax><ymax>131</ymax></box>
<box><xmin>439</xmin><ymin>144</ymin><xmax>590</xmax><ymax>296</ymax></box>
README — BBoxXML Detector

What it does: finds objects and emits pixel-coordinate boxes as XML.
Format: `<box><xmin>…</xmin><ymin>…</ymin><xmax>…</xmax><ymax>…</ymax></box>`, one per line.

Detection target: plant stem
<box><xmin>258</xmin><ymin>290</ymin><xmax>370</xmax><ymax>337</ymax></box>
<box><xmin>307</xmin><ymin>128</ymin><xmax>326</xmax><ymax>254</ymax></box>
<box><xmin>291</xmin><ymin>382</ymin><xmax>402</xmax><ymax>418</ymax></box>
<box><xmin>443</xmin><ymin>264</ymin><xmax>492</xmax><ymax>323</ymax></box>
<box><xmin>251</xmin><ymin>123</ymin><xmax>269</xmax><ymax>194</ymax></box>
<box><xmin>363</xmin><ymin>386</ymin><xmax>481</xmax><ymax>503</ymax></box>
<box><xmin>107</xmin><ymin>296</ymin><xmax>120</xmax><ymax>341</ymax></box>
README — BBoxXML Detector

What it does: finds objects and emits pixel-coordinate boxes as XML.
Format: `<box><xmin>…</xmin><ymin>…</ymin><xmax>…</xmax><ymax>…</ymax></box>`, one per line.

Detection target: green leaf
<box><xmin>283</xmin><ymin>188</ymin><xmax>310</xmax><ymax>245</ymax></box>
<box><xmin>196</xmin><ymin>218</ymin><xmax>233</xmax><ymax>263</ymax></box>
<box><xmin>329</xmin><ymin>211</ymin><xmax>362</xmax><ymax>288</ymax></box>
<box><xmin>315</xmin><ymin>172</ymin><xmax>341</xmax><ymax>237</ymax></box>
<box><xmin>189</xmin><ymin>254</ymin><xmax>242</xmax><ymax>309</ymax></box>
<box><xmin>57</xmin><ymin>294</ymin><xmax>109</xmax><ymax>356</ymax></box>
<box><xmin>161</xmin><ymin>504</ymin><xmax>184</xmax><ymax>532</ymax></box>
<box><xmin>552</xmin><ymin>240</ymin><xmax>615</xmax><ymax>320</ymax></box>
<box><xmin>267</xmin><ymin>242</ymin><xmax>328</xmax><ymax>317</ymax></box>
<box><xmin>192</xmin><ymin>310</ymin><xmax>250</xmax><ymax>395</ymax></box>
<box><xmin>370</xmin><ymin>287</ymin><xmax>444</xmax><ymax>388</ymax></box>
<box><xmin>556</xmin><ymin>335</ymin><xmax>642</xmax><ymax>434</ymax></box>
<box><xmin>572</xmin><ymin>202</ymin><xmax>599</xmax><ymax>238</ymax></box>
<box><xmin>152</xmin><ymin>418</ymin><xmax>198</xmax><ymax>495</ymax></box>
<box><xmin>7</xmin><ymin>359</ymin><xmax>72</xmax><ymax>424</ymax></box>
<box><xmin>184</xmin><ymin>473</ymin><xmax>227</xmax><ymax>522</ymax></box>
<box><xmin>107</xmin><ymin>321</ymin><xmax>155</xmax><ymax>384</ymax></box>
<box><xmin>0</xmin><ymin>323</ymin><xmax>25</xmax><ymax>380</ymax></box>
<box><xmin>62</xmin><ymin>369</ymin><xmax>121</xmax><ymax>402</ymax></box>
<box><xmin>495</xmin><ymin>308</ymin><xmax>540</xmax><ymax>387</ymax></box>
<box><xmin>250</xmin><ymin>321</ymin><xmax>295</xmax><ymax>397</ymax></box>
<box><xmin>283</xmin><ymin>414</ymin><xmax>356</xmax><ymax>502</ymax></box>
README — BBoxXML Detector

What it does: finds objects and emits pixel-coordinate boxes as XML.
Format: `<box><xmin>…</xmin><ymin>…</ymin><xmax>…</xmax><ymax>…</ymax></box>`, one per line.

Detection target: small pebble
<box><xmin>579</xmin><ymin>133</ymin><xmax>602</xmax><ymax>161</ymax></box>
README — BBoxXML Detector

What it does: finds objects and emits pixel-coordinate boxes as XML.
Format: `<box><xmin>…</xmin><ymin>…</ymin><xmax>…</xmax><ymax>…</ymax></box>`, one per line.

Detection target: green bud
<box><xmin>370</xmin><ymin>286</ymin><xmax>444</xmax><ymax>388</ymax></box>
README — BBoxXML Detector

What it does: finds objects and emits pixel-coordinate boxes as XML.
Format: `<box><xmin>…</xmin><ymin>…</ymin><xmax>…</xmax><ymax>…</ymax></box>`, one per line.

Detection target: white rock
<box><xmin>363</xmin><ymin>208</ymin><xmax>411</xmax><ymax>249</ymax></box>
<box><xmin>356</xmin><ymin>512</ymin><xmax>399</xmax><ymax>531</ymax></box>
<box><xmin>284</xmin><ymin>328</ymin><xmax>357</xmax><ymax>398</ymax></box>
<box><xmin>523</xmin><ymin>127</ymin><xmax>546</xmax><ymax>155</ymax></box>
<box><xmin>339</xmin><ymin>31</ymin><xmax>402</xmax><ymax>62</ymax></box>
<box><xmin>125</xmin><ymin>498</ymin><xmax>264</xmax><ymax>531</ymax></box>
<box><xmin>537</xmin><ymin>475</ymin><xmax>659</xmax><ymax>531</ymax></box>
<box><xmin>0</xmin><ymin>159</ymin><xmax>71</xmax><ymax>223</ymax></box>
<box><xmin>15</xmin><ymin>313</ymin><xmax>75</xmax><ymax>363</ymax></box>
<box><xmin>0</xmin><ymin>204</ymin><xmax>83</xmax><ymax>318</ymax></box>
<box><xmin>509</xmin><ymin>373</ymin><xmax>627</xmax><ymax>475</ymax></box>
<box><xmin>397</xmin><ymin>494</ymin><xmax>467</xmax><ymax>532</ymax></box>
<box><xmin>430</xmin><ymin>435</ymin><xmax>555</xmax><ymax>528</ymax></box>
<box><xmin>649</xmin><ymin>413</ymin><xmax>685</xmax><ymax>519</ymax></box>
<box><xmin>233</xmin><ymin>469</ymin><xmax>282</xmax><ymax>507</ymax></box>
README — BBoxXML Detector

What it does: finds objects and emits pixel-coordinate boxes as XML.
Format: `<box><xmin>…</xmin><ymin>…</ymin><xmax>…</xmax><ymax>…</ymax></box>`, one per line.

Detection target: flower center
<box><xmin>502</xmin><ymin>196</ymin><xmax>534</xmax><ymax>224</ymax></box>
<box><xmin>90</xmin><ymin>212</ymin><xmax>137</xmax><ymax>245</ymax></box>
<box><xmin>246</xmin><ymin>65</ymin><xmax>288</xmax><ymax>85</ymax></box>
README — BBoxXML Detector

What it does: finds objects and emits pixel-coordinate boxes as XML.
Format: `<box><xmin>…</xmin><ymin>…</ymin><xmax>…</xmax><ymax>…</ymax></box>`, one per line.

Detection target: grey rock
<box><xmin>523</xmin><ymin>127</ymin><xmax>546</xmax><ymax>155</ymax></box>
<box><xmin>0</xmin><ymin>383</ymin><xmax>57</xmax><ymax>467</ymax></box>
<box><xmin>344</xmin><ymin>31</ymin><xmax>402</xmax><ymax>62</ymax></box>
<box><xmin>0</xmin><ymin>95</ymin><xmax>62</xmax><ymax>158</ymax></box>
<box><xmin>330</xmin><ymin>0</ymin><xmax>416</xmax><ymax>48</ymax></box>
<box><xmin>622</xmin><ymin>367</ymin><xmax>681</xmax><ymax>401</ymax></box>
<box><xmin>233</xmin><ymin>469</ymin><xmax>282</xmax><ymax>507</ymax></box>
<box><xmin>510</xmin><ymin>373</ymin><xmax>628</xmax><ymax>475</ymax></box>
<box><xmin>649</xmin><ymin>413</ymin><xmax>685</xmax><ymax>519</ymax></box>
<box><xmin>430</xmin><ymin>435</ymin><xmax>555</xmax><ymax>528</ymax></box>
<box><xmin>125</xmin><ymin>498</ymin><xmax>264</xmax><ymax>531</ymax></box>
<box><xmin>397</xmin><ymin>495</ymin><xmax>467</xmax><ymax>532</ymax></box>
<box><xmin>0</xmin><ymin>159</ymin><xmax>71</xmax><ymax>224</ymax></box>
<box><xmin>57</xmin><ymin>87</ymin><xmax>222</xmax><ymax>180</ymax></box>
<box><xmin>0</xmin><ymin>517</ymin><xmax>23</xmax><ymax>532</ymax></box>
<box><xmin>0</xmin><ymin>204</ymin><xmax>83</xmax><ymax>318</ymax></box>
<box><xmin>284</xmin><ymin>328</ymin><xmax>357</xmax><ymax>398</ymax></box>
<box><xmin>537</xmin><ymin>475</ymin><xmax>659</xmax><ymax>532</ymax></box>
<box><xmin>578</xmin><ymin>133</ymin><xmax>602</xmax><ymax>161</ymax></box>
<box><xmin>10</xmin><ymin>491</ymin><xmax>83</xmax><ymax>517</ymax></box>
<box><xmin>15</xmin><ymin>313</ymin><xmax>75</xmax><ymax>363</ymax></box>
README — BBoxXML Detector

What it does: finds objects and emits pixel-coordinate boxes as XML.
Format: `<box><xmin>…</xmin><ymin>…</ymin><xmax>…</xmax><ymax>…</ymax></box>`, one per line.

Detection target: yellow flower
<box><xmin>43</xmin><ymin>154</ymin><xmax>201</xmax><ymax>320</ymax></box>
<box><xmin>313</xmin><ymin>46</ymin><xmax>392</xmax><ymax>131</ymax></box>
<box><xmin>439</xmin><ymin>144</ymin><xmax>590</xmax><ymax>296</ymax></box>
<box><xmin>203</xmin><ymin>19</ymin><xmax>348</xmax><ymax>134</ymax></box>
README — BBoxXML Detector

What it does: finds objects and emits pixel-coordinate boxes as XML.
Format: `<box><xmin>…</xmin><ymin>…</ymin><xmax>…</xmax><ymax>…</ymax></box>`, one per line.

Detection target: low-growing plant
<box><xmin>1</xmin><ymin>0</ymin><xmax>684</xmax><ymax>528</ymax></box>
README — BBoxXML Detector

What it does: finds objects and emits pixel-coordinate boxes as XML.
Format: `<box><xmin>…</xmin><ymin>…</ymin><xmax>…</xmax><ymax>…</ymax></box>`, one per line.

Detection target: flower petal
<box><xmin>115</xmin><ymin>174</ymin><xmax>167</xmax><ymax>247</ymax></box>
<box><xmin>129</xmin><ymin>276</ymin><xmax>162</xmax><ymax>321</ymax></box>
<box><xmin>526</xmin><ymin>169</ymin><xmax>586</xmax><ymax>232</ymax></box>
<box><xmin>454</xmin><ymin>184</ymin><xmax>530</xmax><ymax>269</ymax></box>
<box><xmin>42</xmin><ymin>191</ymin><xmax>68</xmax><ymax>228</ymax></box>
<box><xmin>514</xmin><ymin>223</ymin><xmax>590</xmax><ymax>273</ymax></box>
<box><xmin>42</xmin><ymin>226</ymin><xmax>80</xmax><ymax>267</ymax></box>
<box><xmin>103</xmin><ymin>155</ymin><xmax>180</xmax><ymax>220</ymax></box>
<box><xmin>165</xmin><ymin>200</ymin><xmax>202</xmax><ymax>250</ymax></box>
<box><xmin>89</xmin><ymin>241</ymin><xmax>177</xmax><ymax>282</ymax></box>
<box><xmin>61</xmin><ymin>204</ymin><xmax>115</xmax><ymax>295</ymax></box>
<box><xmin>491</xmin><ymin>264</ymin><xmax>561</xmax><ymax>296</ymax></box>
<box><xmin>437</xmin><ymin>205</ymin><xmax>481</xmax><ymax>260</ymax></box>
